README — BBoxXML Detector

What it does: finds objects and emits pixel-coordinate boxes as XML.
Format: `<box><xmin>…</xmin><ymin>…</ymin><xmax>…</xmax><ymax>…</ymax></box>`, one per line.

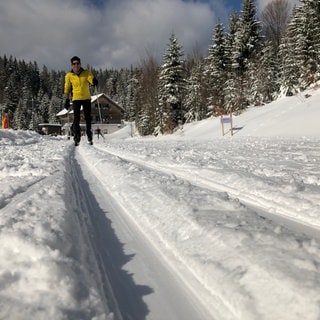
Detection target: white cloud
<box><xmin>0</xmin><ymin>0</ymin><xmax>224</xmax><ymax>71</ymax></box>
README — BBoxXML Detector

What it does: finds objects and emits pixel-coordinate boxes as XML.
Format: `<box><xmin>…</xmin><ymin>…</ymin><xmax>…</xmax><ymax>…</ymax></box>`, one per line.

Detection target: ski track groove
<box><xmin>78</xmin><ymin>145</ymin><xmax>236</xmax><ymax>319</ymax></box>
<box><xmin>79</xmin><ymin>144</ymin><xmax>280</xmax><ymax>319</ymax></box>
<box><xmin>93</xmin><ymin>145</ymin><xmax>320</xmax><ymax>238</ymax></box>
<box><xmin>77</xmin><ymin>142</ymin><xmax>320</xmax><ymax>319</ymax></box>
<box><xmin>67</xmin><ymin>149</ymin><xmax>121</xmax><ymax>320</ymax></box>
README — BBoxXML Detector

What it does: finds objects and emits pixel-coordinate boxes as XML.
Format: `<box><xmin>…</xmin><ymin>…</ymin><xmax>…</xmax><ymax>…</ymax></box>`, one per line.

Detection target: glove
<box><xmin>92</xmin><ymin>77</ymin><xmax>98</xmax><ymax>87</ymax></box>
<box><xmin>64</xmin><ymin>98</ymin><xmax>70</xmax><ymax>110</ymax></box>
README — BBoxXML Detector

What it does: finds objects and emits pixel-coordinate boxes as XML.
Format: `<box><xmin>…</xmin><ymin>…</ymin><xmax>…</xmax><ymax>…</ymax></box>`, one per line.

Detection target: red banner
<box><xmin>2</xmin><ymin>113</ymin><xmax>9</xmax><ymax>128</ymax></box>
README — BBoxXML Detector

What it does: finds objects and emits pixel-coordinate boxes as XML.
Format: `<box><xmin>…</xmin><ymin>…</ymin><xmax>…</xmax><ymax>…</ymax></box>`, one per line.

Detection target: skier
<box><xmin>64</xmin><ymin>56</ymin><xmax>98</xmax><ymax>146</ymax></box>
<box><xmin>96</xmin><ymin>126</ymin><xmax>104</xmax><ymax>140</ymax></box>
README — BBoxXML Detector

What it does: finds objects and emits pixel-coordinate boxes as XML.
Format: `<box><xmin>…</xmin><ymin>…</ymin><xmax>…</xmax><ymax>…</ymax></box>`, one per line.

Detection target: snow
<box><xmin>1</xmin><ymin>87</ymin><xmax>320</xmax><ymax>320</ymax></box>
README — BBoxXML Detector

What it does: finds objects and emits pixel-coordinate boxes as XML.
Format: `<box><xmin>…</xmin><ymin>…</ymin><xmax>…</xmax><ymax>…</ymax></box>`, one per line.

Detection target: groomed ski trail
<box><xmin>75</xmin><ymin>141</ymin><xmax>320</xmax><ymax>320</ymax></box>
<box><xmin>74</xmin><ymin>145</ymin><xmax>216</xmax><ymax>320</ymax></box>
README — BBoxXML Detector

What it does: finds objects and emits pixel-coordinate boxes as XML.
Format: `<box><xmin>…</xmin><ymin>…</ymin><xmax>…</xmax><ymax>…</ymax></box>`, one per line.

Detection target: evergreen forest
<box><xmin>0</xmin><ymin>0</ymin><xmax>319</xmax><ymax>135</ymax></box>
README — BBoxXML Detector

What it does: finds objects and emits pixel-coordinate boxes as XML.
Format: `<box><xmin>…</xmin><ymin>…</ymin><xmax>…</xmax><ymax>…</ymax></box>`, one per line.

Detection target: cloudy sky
<box><xmin>0</xmin><ymin>0</ymin><xmax>300</xmax><ymax>71</ymax></box>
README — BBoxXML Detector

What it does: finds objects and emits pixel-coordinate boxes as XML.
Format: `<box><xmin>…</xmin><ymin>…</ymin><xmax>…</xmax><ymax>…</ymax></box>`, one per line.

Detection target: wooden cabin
<box><xmin>38</xmin><ymin>123</ymin><xmax>62</xmax><ymax>136</ymax></box>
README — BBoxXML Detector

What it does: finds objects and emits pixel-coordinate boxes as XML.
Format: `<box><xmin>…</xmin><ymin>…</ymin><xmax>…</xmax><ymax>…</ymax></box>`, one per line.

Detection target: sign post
<box><xmin>220</xmin><ymin>113</ymin><xmax>233</xmax><ymax>136</ymax></box>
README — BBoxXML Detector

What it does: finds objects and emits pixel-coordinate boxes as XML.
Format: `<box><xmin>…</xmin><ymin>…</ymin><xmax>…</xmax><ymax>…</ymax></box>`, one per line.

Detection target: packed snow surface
<box><xmin>0</xmin><ymin>88</ymin><xmax>320</xmax><ymax>320</ymax></box>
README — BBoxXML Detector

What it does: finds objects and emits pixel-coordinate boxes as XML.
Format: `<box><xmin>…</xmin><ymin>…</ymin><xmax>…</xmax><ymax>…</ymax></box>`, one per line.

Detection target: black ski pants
<box><xmin>72</xmin><ymin>100</ymin><xmax>92</xmax><ymax>141</ymax></box>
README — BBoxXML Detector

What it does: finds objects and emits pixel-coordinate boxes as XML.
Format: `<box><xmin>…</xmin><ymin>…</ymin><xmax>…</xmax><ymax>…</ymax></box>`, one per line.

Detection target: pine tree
<box><xmin>246</xmin><ymin>40</ymin><xmax>279</xmax><ymax>105</ymax></box>
<box><xmin>48</xmin><ymin>96</ymin><xmax>62</xmax><ymax>124</ymax></box>
<box><xmin>237</xmin><ymin>0</ymin><xmax>261</xmax><ymax>65</ymax></box>
<box><xmin>27</xmin><ymin>61</ymin><xmax>40</xmax><ymax>98</ymax></box>
<box><xmin>279</xmin><ymin>0</ymin><xmax>320</xmax><ymax>94</ymax></box>
<box><xmin>224</xmin><ymin>11</ymin><xmax>241</xmax><ymax>113</ymax></box>
<box><xmin>3</xmin><ymin>57</ymin><xmax>21</xmax><ymax>115</ymax></box>
<box><xmin>185</xmin><ymin>61</ymin><xmax>203</xmax><ymax>122</ymax></box>
<box><xmin>157</xmin><ymin>33</ymin><xmax>185</xmax><ymax>134</ymax></box>
<box><xmin>228</xmin><ymin>0</ymin><xmax>262</xmax><ymax>111</ymax></box>
<box><xmin>298</xmin><ymin>0</ymin><xmax>320</xmax><ymax>87</ymax></box>
<box><xmin>13</xmin><ymin>99</ymin><xmax>28</xmax><ymax>130</ymax></box>
<box><xmin>26</xmin><ymin>97</ymin><xmax>37</xmax><ymax>131</ymax></box>
<box><xmin>126</xmin><ymin>67</ymin><xmax>138</xmax><ymax>122</ymax></box>
<box><xmin>38</xmin><ymin>88</ymin><xmax>50</xmax><ymax>123</ymax></box>
<box><xmin>136</xmin><ymin>52</ymin><xmax>159</xmax><ymax>136</ymax></box>
<box><xmin>279</xmin><ymin>6</ymin><xmax>302</xmax><ymax>95</ymax></box>
<box><xmin>40</xmin><ymin>66</ymin><xmax>52</xmax><ymax>98</ymax></box>
<box><xmin>206</xmin><ymin>20</ymin><xmax>227</xmax><ymax>115</ymax></box>
<box><xmin>0</xmin><ymin>56</ymin><xmax>8</xmax><ymax>104</ymax></box>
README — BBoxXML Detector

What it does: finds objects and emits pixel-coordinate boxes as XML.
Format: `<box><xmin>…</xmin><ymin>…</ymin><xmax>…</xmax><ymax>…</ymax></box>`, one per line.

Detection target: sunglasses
<box><xmin>72</xmin><ymin>62</ymin><xmax>80</xmax><ymax>65</ymax></box>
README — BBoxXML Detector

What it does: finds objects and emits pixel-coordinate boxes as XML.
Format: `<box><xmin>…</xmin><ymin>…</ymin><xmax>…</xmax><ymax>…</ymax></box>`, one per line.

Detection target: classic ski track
<box><xmin>94</xmin><ymin>145</ymin><xmax>320</xmax><ymax>238</ymax></box>
<box><xmin>79</xmin><ymin>143</ymin><xmax>320</xmax><ymax>319</ymax></box>
<box><xmin>78</xmin><ymin>146</ymin><xmax>239</xmax><ymax>319</ymax></box>
<box><xmin>80</xmin><ymin>144</ymin><xmax>306</xmax><ymax>320</ymax></box>
<box><xmin>66</xmin><ymin>150</ymin><xmax>122</xmax><ymax>320</ymax></box>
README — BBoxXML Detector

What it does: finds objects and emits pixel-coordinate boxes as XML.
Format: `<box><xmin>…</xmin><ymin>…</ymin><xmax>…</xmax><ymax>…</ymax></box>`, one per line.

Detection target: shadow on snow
<box><xmin>65</xmin><ymin>149</ymin><xmax>153</xmax><ymax>320</ymax></box>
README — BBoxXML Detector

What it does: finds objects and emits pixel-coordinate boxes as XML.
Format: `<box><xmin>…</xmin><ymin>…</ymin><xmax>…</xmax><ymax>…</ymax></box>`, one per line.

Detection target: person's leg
<box><xmin>83</xmin><ymin>100</ymin><xmax>92</xmax><ymax>141</ymax></box>
<box><xmin>72</xmin><ymin>101</ymin><xmax>81</xmax><ymax>143</ymax></box>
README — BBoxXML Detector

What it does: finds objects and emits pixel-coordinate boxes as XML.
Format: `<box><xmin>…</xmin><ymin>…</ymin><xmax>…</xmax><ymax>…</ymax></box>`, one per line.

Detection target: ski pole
<box><xmin>94</xmin><ymin>87</ymin><xmax>103</xmax><ymax>125</ymax></box>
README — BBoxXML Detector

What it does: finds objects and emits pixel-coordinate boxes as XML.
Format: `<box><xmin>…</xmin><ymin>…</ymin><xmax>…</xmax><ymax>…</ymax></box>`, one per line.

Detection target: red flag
<box><xmin>2</xmin><ymin>113</ymin><xmax>9</xmax><ymax>128</ymax></box>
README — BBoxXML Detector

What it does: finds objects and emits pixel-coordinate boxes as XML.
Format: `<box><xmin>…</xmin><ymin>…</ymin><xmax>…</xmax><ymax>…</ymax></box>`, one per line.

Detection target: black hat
<box><xmin>70</xmin><ymin>56</ymin><xmax>81</xmax><ymax>64</ymax></box>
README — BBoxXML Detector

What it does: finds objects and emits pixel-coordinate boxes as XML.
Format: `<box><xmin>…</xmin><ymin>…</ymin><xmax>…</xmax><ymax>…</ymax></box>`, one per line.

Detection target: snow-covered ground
<box><xmin>1</xmin><ymin>87</ymin><xmax>320</xmax><ymax>320</ymax></box>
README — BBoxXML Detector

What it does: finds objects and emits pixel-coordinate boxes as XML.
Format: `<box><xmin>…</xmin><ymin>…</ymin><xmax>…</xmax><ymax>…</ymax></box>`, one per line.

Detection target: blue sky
<box><xmin>88</xmin><ymin>0</ymin><xmax>241</xmax><ymax>8</ymax></box>
<box><xmin>220</xmin><ymin>0</ymin><xmax>243</xmax><ymax>11</ymax></box>
<box><xmin>0</xmin><ymin>0</ymin><xmax>298</xmax><ymax>71</ymax></box>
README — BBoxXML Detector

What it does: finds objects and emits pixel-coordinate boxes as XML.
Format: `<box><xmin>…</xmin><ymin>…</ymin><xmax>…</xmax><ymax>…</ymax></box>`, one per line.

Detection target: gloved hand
<box><xmin>64</xmin><ymin>98</ymin><xmax>70</xmax><ymax>110</ymax></box>
<box><xmin>92</xmin><ymin>77</ymin><xmax>98</xmax><ymax>87</ymax></box>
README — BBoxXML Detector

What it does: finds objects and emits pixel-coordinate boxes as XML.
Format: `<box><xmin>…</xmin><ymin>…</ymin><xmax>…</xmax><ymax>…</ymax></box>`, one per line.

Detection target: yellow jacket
<box><xmin>64</xmin><ymin>68</ymin><xmax>94</xmax><ymax>101</ymax></box>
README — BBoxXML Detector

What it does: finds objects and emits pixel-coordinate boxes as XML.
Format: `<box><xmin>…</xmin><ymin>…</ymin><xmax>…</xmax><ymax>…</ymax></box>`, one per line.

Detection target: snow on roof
<box><xmin>57</xmin><ymin>106</ymin><xmax>84</xmax><ymax>116</ymax></box>
<box><xmin>91</xmin><ymin>93</ymin><xmax>124</xmax><ymax>110</ymax></box>
<box><xmin>56</xmin><ymin>109</ymin><xmax>70</xmax><ymax>116</ymax></box>
<box><xmin>38</xmin><ymin>123</ymin><xmax>61</xmax><ymax>127</ymax></box>
<box><xmin>91</xmin><ymin>93</ymin><xmax>105</xmax><ymax>102</ymax></box>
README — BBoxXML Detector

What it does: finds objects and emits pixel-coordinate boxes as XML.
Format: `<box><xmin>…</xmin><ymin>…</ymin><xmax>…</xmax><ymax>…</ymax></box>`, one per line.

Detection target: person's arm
<box><xmin>64</xmin><ymin>73</ymin><xmax>71</xmax><ymax>109</ymax></box>
<box><xmin>88</xmin><ymin>71</ymin><xmax>98</xmax><ymax>87</ymax></box>
<box><xmin>92</xmin><ymin>77</ymin><xmax>98</xmax><ymax>86</ymax></box>
<box><xmin>64</xmin><ymin>73</ymin><xmax>71</xmax><ymax>98</ymax></box>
